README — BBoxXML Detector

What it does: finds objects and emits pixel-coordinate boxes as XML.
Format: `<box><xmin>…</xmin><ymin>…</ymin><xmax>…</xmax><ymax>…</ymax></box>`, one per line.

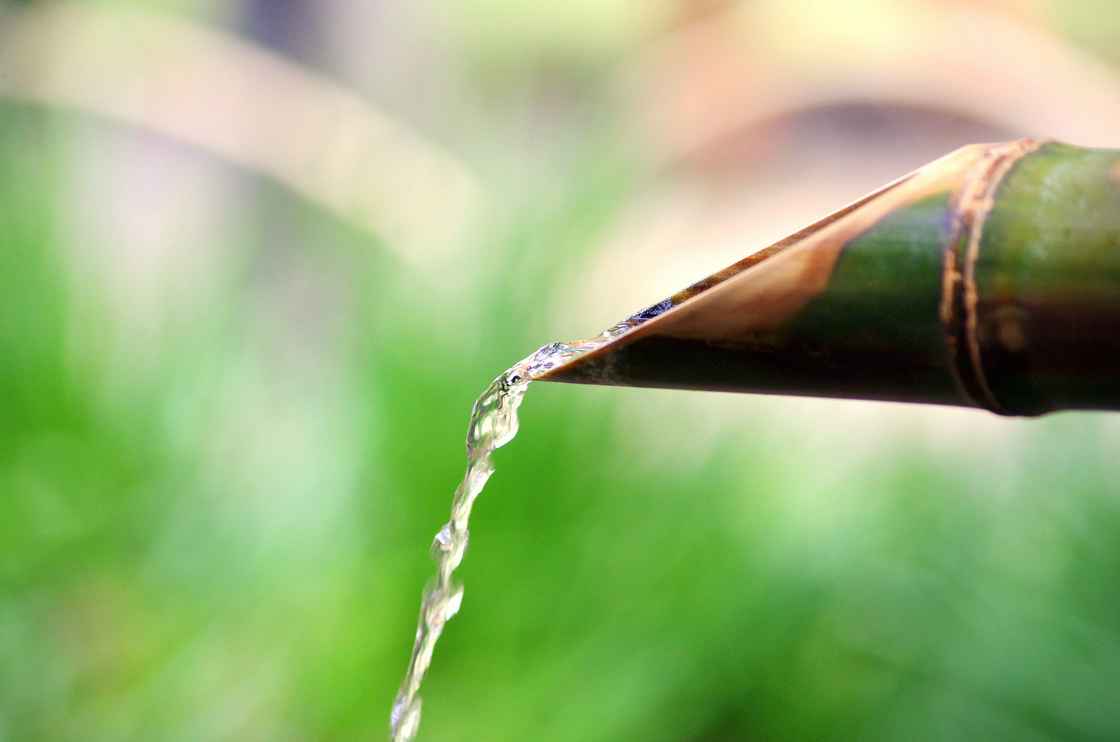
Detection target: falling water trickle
<box><xmin>389</xmin><ymin>301</ymin><xmax>674</xmax><ymax>742</ymax></box>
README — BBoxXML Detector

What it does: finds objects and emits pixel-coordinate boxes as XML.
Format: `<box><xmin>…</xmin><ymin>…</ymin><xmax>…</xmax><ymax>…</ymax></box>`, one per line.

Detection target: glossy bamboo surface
<box><xmin>538</xmin><ymin>141</ymin><xmax>1120</xmax><ymax>416</ymax></box>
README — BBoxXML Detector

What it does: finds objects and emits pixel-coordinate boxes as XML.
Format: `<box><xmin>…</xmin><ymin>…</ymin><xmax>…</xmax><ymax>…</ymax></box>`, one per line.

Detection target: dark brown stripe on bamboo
<box><xmin>942</xmin><ymin>138</ymin><xmax>1044</xmax><ymax>414</ymax></box>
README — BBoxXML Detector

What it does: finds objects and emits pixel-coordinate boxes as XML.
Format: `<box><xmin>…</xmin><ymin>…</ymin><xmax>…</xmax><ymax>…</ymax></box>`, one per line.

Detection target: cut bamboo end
<box><xmin>538</xmin><ymin>140</ymin><xmax>1120</xmax><ymax>416</ymax></box>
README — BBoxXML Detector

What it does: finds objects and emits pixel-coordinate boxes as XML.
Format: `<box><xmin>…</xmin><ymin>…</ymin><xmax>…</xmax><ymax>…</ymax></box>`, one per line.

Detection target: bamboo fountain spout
<box><xmin>534</xmin><ymin>140</ymin><xmax>1120</xmax><ymax>416</ymax></box>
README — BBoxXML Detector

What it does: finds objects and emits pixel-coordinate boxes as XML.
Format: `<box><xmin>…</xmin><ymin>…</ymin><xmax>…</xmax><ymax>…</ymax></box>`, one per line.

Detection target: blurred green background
<box><xmin>2</xmin><ymin>1</ymin><xmax>1120</xmax><ymax>740</ymax></box>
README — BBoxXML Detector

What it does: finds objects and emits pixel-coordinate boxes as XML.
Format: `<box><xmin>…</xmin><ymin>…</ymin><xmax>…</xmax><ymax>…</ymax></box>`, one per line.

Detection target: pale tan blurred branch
<box><xmin>0</xmin><ymin>2</ymin><xmax>485</xmax><ymax>262</ymax></box>
<box><xmin>631</xmin><ymin>1</ymin><xmax>1120</xmax><ymax>164</ymax></box>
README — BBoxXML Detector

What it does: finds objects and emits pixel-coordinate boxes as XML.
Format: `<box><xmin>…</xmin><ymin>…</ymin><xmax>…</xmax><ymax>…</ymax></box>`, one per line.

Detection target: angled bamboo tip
<box><xmin>533</xmin><ymin>140</ymin><xmax>1120</xmax><ymax>415</ymax></box>
<box><xmin>530</xmin><ymin>143</ymin><xmax>937</xmax><ymax>392</ymax></box>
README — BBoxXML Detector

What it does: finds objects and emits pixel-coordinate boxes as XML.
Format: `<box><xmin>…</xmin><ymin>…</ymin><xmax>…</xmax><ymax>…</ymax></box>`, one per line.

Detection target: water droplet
<box><xmin>446</xmin><ymin>533</ymin><xmax>469</xmax><ymax>571</ymax></box>
<box><xmin>630</xmin><ymin>297</ymin><xmax>673</xmax><ymax>322</ymax></box>
<box><xmin>390</xmin><ymin>697</ymin><xmax>422</xmax><ymax>742</ymax></box>
<box><xmin>390</xmin><ymin>697</ymin><xmax>406</xmax><ymax>728</ymax></box>
<box><xmin>432</xmin><ymin>523</ymin><xmax>453</xmax><ymax>553</ymax></box>
<box><xmin>444</xmin><ymin>585</ymin><xmax>464</xmax><ymax>621</ymax></box>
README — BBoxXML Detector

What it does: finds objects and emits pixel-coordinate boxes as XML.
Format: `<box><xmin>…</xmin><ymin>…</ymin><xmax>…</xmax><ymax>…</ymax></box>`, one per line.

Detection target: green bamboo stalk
<box><xmin>537</xmin><ymin>140</ymin><xmax>1120</xmax><ymax>416</ymax></box>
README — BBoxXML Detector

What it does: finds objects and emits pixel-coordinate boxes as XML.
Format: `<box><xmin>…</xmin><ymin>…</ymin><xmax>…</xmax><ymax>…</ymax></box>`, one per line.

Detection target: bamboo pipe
<box><xmin>535</xmin><ymin>140</ymin><xmax>1120</xmax><ymax>416</ymax></box>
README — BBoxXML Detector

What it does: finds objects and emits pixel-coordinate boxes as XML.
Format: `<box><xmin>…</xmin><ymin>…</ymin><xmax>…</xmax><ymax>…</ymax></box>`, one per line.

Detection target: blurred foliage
<box><xmin>2</xmin><ymin>2</ymin><xmax>1120</xmax><ymax>741</ymax></box>
<box><xmin>446</xmin><ymin>0</ymin><xmax>666</xmax><ymax>84</ymax></box>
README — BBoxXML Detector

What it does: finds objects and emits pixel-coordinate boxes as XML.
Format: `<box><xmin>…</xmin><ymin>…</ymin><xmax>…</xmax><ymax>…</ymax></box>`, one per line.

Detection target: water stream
<box><xmin>389</xmin><ymin>306</ymin><xmax>671</xmax><ymax>742</ymax></box>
